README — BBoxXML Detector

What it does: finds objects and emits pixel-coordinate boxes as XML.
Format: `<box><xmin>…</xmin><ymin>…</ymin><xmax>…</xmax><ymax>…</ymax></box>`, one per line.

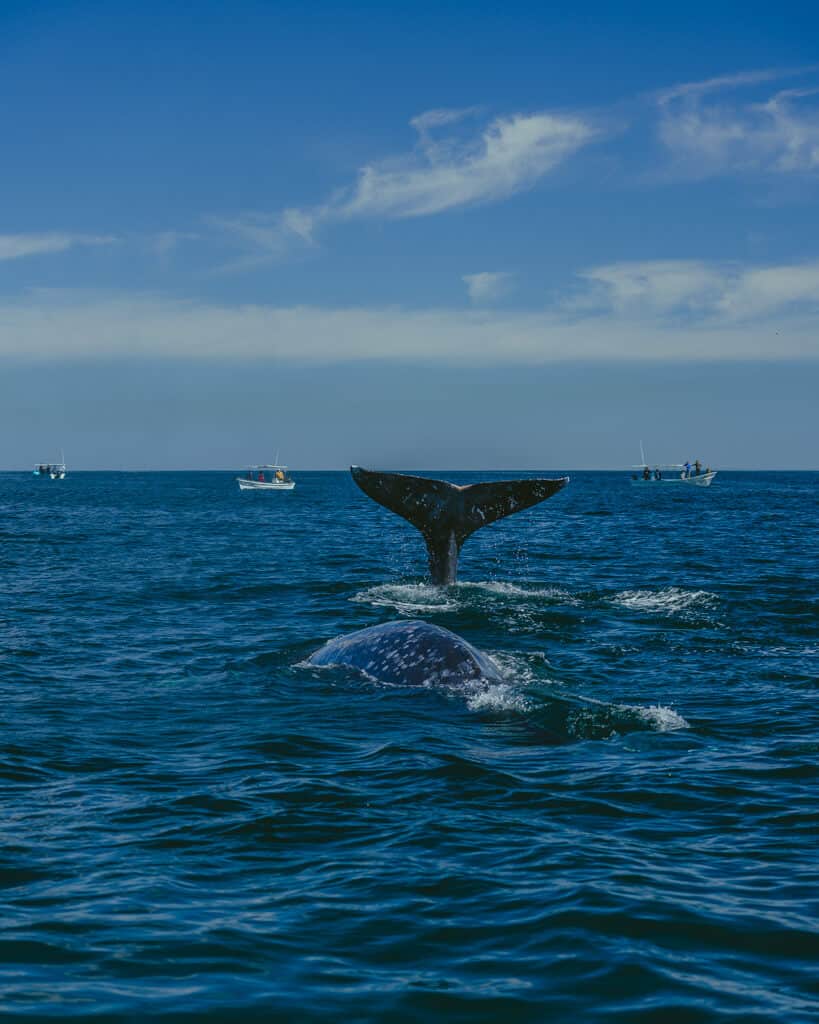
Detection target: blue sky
<box><xmin>1</xmin><ymin>0</ymin><xmax>818</xmax><ymax>468</ymax></box>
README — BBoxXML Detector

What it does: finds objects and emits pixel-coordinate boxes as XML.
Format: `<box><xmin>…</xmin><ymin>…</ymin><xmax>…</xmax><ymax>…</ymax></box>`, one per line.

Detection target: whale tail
<box><xmin>351</xmin><ymin>466</ymin><xmax>569</xmax><ymax>584</ymax></box>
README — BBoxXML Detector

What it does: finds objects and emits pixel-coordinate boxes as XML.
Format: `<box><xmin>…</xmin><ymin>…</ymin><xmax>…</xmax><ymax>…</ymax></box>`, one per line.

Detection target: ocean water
<box><xmin>1</xmin><ymin>470</ymin><xmax>817</xmax><ymax>1022</ymax></box>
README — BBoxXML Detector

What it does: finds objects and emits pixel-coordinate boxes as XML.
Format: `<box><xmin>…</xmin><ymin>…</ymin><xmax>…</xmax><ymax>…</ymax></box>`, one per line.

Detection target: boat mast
<box><xmin>639</xmin><ymin>440</ymin><xmax>646</xmax><ymax>466</ymax></box>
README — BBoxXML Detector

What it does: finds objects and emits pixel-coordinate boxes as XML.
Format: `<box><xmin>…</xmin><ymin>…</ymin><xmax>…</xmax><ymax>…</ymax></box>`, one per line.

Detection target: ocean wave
<box><xmin>562</xmin><ymin>694</ymin><xmax>690</xmax><ymax>739</ymax></box>
<box><xmin>621</xmin><ymin>702</ymin><xmax>690</xmax><ymax>731</ymax></box>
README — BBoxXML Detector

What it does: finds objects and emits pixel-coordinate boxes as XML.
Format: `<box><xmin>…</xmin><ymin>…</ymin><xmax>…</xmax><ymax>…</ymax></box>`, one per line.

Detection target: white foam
<box><xmin>623</xmin><ymin>702</ymin><xmax>690</xmax><ymax>732</ymax></box>
<box><xmin>351</xmin><ymin>579</ymin><xmax>580</xmax><ymax>615</ymax></box>
<box><xmin>612</xmin><ymin>587</ymin><xmax>716</xmax><ymax>615</ymax></box>
<box><xmin>457</xmin><ymin>580</ymin><xmax>580</xmax><ymax>604</ymax></box>
<box><xmin>351</xmin><ymin>583</ymin><xmax>459</xmax><ymax>614</ymax></box>
<box><xmin>461</xmin><ymin>680</ymin><xmax>532</xmax><ymax>713</ymax></box>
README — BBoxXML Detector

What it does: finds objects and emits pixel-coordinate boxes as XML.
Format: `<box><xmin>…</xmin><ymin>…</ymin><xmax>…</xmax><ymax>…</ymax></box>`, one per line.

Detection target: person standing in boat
<box><xmin>694</xmin><ymin>459</ymin><xmax>702</xmax><ymax>476</ymax></box>
<box><xmin>683</xmin><ymin>460</ymin><xmax>691</xmax><ymax>478</ymax></box>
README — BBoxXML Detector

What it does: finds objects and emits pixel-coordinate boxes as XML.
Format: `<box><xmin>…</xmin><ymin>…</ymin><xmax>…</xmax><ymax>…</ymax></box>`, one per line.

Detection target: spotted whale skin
<box><xmin>308</xmin><ymin>620</ymin><xmax>503</xmax><ymax>687</ymax></box>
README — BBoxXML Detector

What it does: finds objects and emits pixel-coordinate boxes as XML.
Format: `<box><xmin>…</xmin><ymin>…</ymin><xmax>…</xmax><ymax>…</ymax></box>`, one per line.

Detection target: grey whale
<box><xmin>308</xmin><ymin>468</ymin><xmax>568</xmax><ymax>687</ymax></box>
<box><xmin>308</xmin><ymin>619</ymin><xmax>504</xmax><ymax>686</ymax></box>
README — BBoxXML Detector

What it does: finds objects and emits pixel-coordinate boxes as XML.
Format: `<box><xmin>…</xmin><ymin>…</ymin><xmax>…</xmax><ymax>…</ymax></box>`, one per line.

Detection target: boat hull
<box><xmin>631</xmin><ymin>472</ymin><xmax>717</xmax><ymax>487</ymax></box>
<box><xmin>237</xmin><ymin>478</ymin><xmax>295</xmax><ymax>491</ymax></box>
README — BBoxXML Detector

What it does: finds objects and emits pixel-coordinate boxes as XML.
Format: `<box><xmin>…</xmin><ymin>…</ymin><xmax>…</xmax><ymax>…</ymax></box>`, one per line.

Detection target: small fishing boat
<box><xmin>33</xmin><ymin>453</ymin><xmax>66</xmax><ymax>480</ymax></box>
<box><xmin>631</xmin><ymin>466</ymin><xmax>717</xmax><ymax>487</ymax></box>
<box><xmin>237</xmin><ymin>463</ymin><xmax>295</xmax><ymax>491</ymax></box>
<box><xmin>630</xmin><ymin>444</ymin><xmax>716</xmax><ymax>487</ymax></box>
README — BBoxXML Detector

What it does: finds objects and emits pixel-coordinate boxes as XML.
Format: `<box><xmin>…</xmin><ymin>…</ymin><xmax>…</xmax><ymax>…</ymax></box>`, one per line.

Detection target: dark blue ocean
<box><xmin>1</xmin><ymin>470</ymin><xmax>817</xmax><ymax>1022</ymax></box>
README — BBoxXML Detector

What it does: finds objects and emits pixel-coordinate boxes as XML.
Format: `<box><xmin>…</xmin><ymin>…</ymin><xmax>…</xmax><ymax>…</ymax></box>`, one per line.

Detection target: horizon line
<box><xmin>3</xmin><ymin>467</ymin><xmax>818</xmax><ymax>474</ymax></box>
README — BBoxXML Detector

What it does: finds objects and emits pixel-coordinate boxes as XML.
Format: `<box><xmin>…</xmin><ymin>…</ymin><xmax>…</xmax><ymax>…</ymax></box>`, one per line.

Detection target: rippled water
<box><xmin>1</xmin><ymin>470</ymin><xmax>817</xmax><ymax>1021</ymax></box>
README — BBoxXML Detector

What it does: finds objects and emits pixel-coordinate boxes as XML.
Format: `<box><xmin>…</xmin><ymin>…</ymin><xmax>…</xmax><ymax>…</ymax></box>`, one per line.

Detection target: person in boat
<box><xmin>694</xmin><ymin>459</ymin><xmax>702</xmax><ymax>476</ymax></box>
<box><xmin>258</xmin><ymin>470</ymin><xmax>265</xmax><ymax>482</ymax></box>
<box><xmin>683</xmin><ymin>460</ymin><xmax>691</xmax><ymax>478</ymax></box>
<box><xmin>642</xmin><ymin>466</ymin><xmax>651</xmax><ymax>480</ymax></box>
<box><xmin>654</xmin><ymin>468</ymin><xmax>662</xmax><ymax>480</ymax></box>
<box><xmin>275</xmin><ymin>469</ymin><xmax>285</xmax><ymax>482</ymax></box>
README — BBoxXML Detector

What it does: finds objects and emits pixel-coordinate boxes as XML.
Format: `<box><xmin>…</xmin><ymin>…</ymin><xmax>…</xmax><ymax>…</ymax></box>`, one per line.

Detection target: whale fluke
<box><xmin>351</xmin><ymin>466</ymin><xmax>569</xmax><ymax>584</ymax></box>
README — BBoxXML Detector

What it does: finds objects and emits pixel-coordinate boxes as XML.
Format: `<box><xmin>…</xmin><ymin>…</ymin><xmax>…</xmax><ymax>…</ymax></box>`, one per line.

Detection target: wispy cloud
<box><xmin>463</xmin><ymin>271</ymin><xmax>514</xmax><ymax>303</ymax></box>
<box><xmin>216</xmin><ymin>106</ymin><xmax>597</xmax><ymax>261</ymax></box>
<box><xmin>0</xmin><ymin>233</ymin><xmax>117</xmax><ymax>262</ymax></box>
<box><xmin>655</xmin><ymin>68</ymin><xmax>800</xmax><ymax>104</ymax></box>
<box><xmin>336</xmin><ymin>108</ymin><xmax>594</xmax><ymax>220</ymax></box>
<box><xmin>656</xmin><ymin>66</ymin><xmax>819</xmax><ymax>175</ymax></box>
<box><xmin>207</xmin><ymin>207</ymin><xmax>324</xmax><ymax>269</ymax></box>
<box><xmin>153</xmin><ymin>231</ymin><xmax>201</xmax><ymax>258</ymax></box>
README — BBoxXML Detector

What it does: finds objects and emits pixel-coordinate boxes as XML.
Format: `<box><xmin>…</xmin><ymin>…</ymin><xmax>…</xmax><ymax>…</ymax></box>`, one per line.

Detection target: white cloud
<box><xmin>0</xmin><ymin>233</ymin><xmax>116</xmax><ymax>262</ymax></box>
<box><xmin>338</xmin><ymin>109</ymin><xmax>595</xmax><ymax>220</ymax></box>
<box><xmin>581</xmin><ymin>260</ymin><xmax>721</xmax><ymax>315</ymax></box>
<box><xmin>715</xmin><ymin>262</ymin><xmax>819</xmax><ymax>318</ymax></box>
<box><xmin>1</xmin><ymin>274</ymin><xmax>816</xmax><ymax>364</ymax></box>
<box><xmin>656</xmin><ymin>67</ymin><xmax>819</xmax><ymax>175</ymax></box>
<box><xmin>581</xmin><ymin>258</ymin><xmax>819</xmax><ymax>322</ymax></box>
<box><xmin>463</xmin><ymin>271</ymin><xmax>514</xmax><ymax>303</ymax></box>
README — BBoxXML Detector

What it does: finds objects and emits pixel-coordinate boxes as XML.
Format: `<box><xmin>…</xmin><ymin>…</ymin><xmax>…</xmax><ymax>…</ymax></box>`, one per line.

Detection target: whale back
<box><xmin>308</xmin><ymin>620</ymin><xmax>503</xmax><ymax>687</ymax></box>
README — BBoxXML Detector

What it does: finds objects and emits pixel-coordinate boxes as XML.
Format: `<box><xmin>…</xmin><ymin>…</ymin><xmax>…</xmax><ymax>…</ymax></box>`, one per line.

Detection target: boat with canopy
<box><xmin>630</xmin><ymin>443</ymin><xmax>716</xmax><ymax>487</ymax></box>
<box><xmin>33</xmin><ymin>452</ymin><xmax>66</xmax><ymax>479</ymax></box>
<box><xmin>237</xmin><ymin>462</ymin><xmax>295</xmax><ymax>491</ymax></box>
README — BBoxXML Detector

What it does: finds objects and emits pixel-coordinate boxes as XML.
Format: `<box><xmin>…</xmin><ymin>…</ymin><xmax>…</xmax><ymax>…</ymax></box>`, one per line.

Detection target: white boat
<box><xmin>237</xmin><ymin>464</ymin><xmax>295</xmax><ymax>491</ymax></box>
<box><xmin>630</xmin><ymin>444</ymin><xmax>716</xmax><ymax>487</ymax></box>
<box><xmin>631</xmin><ymin>468</ymin><xmax>717</xmax><ymax>487</ymax></box>
<box><xmin>33</xmin><ymin>452</ymin><xmax>66</xmax><ymax>479</ymax></box>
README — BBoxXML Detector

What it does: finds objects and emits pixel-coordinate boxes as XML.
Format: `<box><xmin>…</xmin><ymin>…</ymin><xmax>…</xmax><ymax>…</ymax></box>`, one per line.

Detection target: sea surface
<box><xmin>1</xmin><ymin>470</ymin><xmax>817</xmax><ymax>1022</ymax></box>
